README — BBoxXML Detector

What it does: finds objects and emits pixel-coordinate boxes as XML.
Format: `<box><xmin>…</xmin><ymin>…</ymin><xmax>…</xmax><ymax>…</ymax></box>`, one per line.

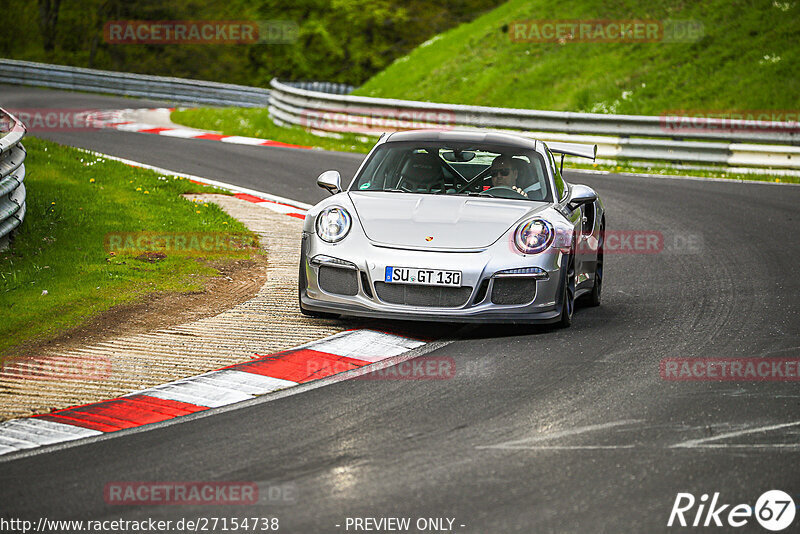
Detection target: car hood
<box><xmin>348</xmin><ymin>192</ymin><xmax>547</xmax><ymax>249</ymax></box>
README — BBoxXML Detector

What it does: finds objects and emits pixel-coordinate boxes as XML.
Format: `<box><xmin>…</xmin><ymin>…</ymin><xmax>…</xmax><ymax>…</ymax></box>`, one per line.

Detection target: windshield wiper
<box><xmin>455</xmin><ymin>191</ymin><xmax>493</xmax><ymax>197</ymax></box>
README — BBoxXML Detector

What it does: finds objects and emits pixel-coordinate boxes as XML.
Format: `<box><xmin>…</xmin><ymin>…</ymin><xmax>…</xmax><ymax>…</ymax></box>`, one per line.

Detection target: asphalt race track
<box><xmin>2</xmin><ymin>85</ymin><xmax>799</xmax><ymax>532</ymax></box>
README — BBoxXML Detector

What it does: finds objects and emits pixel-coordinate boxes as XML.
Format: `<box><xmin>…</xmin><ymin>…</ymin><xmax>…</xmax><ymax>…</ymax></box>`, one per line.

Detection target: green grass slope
<box><xmin>0</xmin><ymin>138</ymin><xmax>255</xmax><ymax>356</ymax></box>
<box><xmin>354</xmin><ymin>0</ymin><xmax>800</xmax><ymax>115</ymax></box>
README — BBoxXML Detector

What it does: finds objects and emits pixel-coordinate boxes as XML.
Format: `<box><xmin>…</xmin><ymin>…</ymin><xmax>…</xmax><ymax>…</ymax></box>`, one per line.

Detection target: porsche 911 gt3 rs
<box><xmin>299</xmin><ymin>130</ymin><xmax>604</xmax><ymax>327</ymax></box>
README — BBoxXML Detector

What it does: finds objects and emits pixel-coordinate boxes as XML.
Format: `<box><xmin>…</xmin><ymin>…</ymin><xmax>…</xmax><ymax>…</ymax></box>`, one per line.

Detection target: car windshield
<box><xmin>350</xmin><ymin>141</ymin><xmax>552</xmax><ymax>202</ymax></box>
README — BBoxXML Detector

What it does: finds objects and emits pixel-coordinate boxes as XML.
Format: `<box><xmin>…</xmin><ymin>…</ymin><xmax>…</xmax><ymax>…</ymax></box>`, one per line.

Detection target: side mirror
<box><xmin>567</xmin><ymin>184</ymin><xmax>597</xmax><ymax>210</ymax></box>
<box><xmin>317</xmin><ymin>170</ymin><xmax>342</xmax><ymax>195</ymax></box>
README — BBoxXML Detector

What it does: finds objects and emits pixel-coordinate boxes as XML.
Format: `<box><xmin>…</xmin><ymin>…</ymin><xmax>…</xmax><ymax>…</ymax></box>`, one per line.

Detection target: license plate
<box><xmin>385</xmin><ymin>266</ymin><xmax>462</xmax><ymax>287</ymax></box>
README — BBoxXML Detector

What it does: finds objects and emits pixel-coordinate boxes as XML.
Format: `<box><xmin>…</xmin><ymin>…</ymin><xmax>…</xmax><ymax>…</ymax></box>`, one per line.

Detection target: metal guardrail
<box><xmin>0</xmin><ymin>59</ymin><xmax>271</xmax><ymax>107</ymax></box>
<box><xmin>0</xmin><ymin>59</ymin><xmax>354</xmax><ymax>107</ymax></box>
<box><xmin>0</xmin><ymin>109</ymin><xmax>27</xmax><ymax>250</ymax></box>
<box><xmin>268</xmin><ymin>79</ymin><xmax>800</xmax><ymax>171</ymax></box>
<box><xmin>1</xmin><ymin>60</ymin><xmax>796</xmax><ymax>171</ymax></box>
<box><xmin>283</xmin><ymin>81</ymin><xmax>354</xmax><ymax>95</ymax></box>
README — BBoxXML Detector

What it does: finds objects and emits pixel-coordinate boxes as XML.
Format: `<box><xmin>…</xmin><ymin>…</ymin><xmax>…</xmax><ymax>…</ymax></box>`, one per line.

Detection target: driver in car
<box><xmin>488</xmin><ymin>155</ymin><xmax>528</xmax><ymax>197</ymax></box>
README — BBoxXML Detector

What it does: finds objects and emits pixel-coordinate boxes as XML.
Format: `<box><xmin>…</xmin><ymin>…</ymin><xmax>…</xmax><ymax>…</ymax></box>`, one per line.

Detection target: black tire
<box><xmin>586</xmin><ymin>219</ymin><xmax>604</xmax><ymax>307</ymax></box>
<box><xmin>556</xmin><ymin>249</ymin><xmax>576</xmax><ymax>328</ymax></box>
<box><xmin>298</xmin><ymin>247</ymin><xmax>339</xmax><ymax>319</ymax></box>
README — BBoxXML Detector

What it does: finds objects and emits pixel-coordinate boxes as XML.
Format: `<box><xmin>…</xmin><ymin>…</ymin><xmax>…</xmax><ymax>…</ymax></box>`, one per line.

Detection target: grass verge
<box><xmin>0</xmin><ymin>137</ymin><xmax>258</xmax><ymax>357</ymax></box>
<box><xmin>171</xmin><ymin>108</ymin><xmax>374</xmax><ymax>154</ymax></box>
<box><xmin>354</xmin><ymin>0</ymin><xmax>800</xmax><ymax>115</ymax></box>
<box><xmin>568</xmin><ymin>161</ymin><xmax>798</xmax><ymax>184</ymax></box>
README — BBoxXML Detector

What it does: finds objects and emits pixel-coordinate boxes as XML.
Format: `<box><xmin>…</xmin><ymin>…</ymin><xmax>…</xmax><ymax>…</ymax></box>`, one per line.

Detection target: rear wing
<box><xmin>545</xmin><ymin>141</ymin><xmax>597</xmax><ymax>161</ymax></box>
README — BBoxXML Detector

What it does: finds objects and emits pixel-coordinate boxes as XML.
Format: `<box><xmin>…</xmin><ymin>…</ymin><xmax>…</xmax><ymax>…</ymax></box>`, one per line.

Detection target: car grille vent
<box><xmin>491</xmin><ymin>278</ymin><xmax>537</xmax><ymax>305</ymax></box>
<box><xmin>318</xmin><ymin>265</ymin><xmax>359</xmax><ymax>296</ymax></box>
<box><xmin>374</xmin><ymin>282</ymin><xmax>472</xmax><ymax>308</ymax></box>
<box><xmin>360</xmin><ymin>271</ymin><xmax>373</xmax><ymax>298</ymax></box>
<box><xmin>473</xmin><ymin>278</ymin><xmax>490</xmax><ymax>304</ymax></box>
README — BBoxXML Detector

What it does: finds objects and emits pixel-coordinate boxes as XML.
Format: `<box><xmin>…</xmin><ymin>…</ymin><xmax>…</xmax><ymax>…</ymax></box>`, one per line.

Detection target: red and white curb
<box><xmin>0</xmin><ymin>154</ymin><xmax>426</xmax><ymax>459</ymax></box>
<box><xmin>0</xmin><ymin>329</ymin><xmax>426</xmax><ymax>457</ymax></box>
<box><xmin>229</xmin><ymin>192</ymin><xmax>307</xmax><ymax>219</ymax></box>
<box><xmin>95</xmin><ymin>108</ymin><xmax>312</xmax><ymax>150</ymax></box>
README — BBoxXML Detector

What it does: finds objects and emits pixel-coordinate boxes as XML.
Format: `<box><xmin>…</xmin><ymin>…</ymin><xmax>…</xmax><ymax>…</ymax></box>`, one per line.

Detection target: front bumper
<box><xmin>300</xmin><ymin>232</ymin><xmax>568</xmax><ymax>324</ymax></box>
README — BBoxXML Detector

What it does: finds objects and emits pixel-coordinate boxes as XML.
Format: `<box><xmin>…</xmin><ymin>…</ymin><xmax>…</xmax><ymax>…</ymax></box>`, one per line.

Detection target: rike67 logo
<box><xmin>668</xmin><ymin>490</ymin><xmax>796</xmax><ymax>531</ymax></box>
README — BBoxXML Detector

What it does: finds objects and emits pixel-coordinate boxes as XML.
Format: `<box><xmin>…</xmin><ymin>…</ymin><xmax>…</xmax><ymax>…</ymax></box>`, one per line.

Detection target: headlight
<box><xmin>315</xmin><ymin>207</ymin><xmax>352</xmax><ymax>243</ymax></box>
<box><xmin>514</xmin><ymin>218</ymin><xmax>553</xmax><ymax>254</ymax></box>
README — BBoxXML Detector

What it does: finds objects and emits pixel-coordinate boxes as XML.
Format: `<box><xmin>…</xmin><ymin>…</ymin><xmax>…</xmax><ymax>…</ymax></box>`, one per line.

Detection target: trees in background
<box><xmin>37</xmin><ymin>0</ymin><xmax>62</xmax><ymax>52</ymax></box>
<box><xmin>1</xmin><ymin>0</ymin><xmax>499</xmax><ymax>86</ymax></box>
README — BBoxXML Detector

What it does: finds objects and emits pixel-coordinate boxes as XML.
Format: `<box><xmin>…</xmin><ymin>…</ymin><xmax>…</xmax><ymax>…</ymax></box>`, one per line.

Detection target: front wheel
<box><xmin>556</xmin><ymin>250</ymin><xmax>576</xmax><ymax>328</ymax></box>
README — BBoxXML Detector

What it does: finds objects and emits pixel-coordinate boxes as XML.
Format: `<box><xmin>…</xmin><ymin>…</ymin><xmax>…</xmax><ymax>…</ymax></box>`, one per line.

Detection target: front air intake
<box><xmin>490</xmin><ymin>278</ymin><xmax>537</xmax><ymax>305</ymax></box>
<box><xmin>318</xmin><ymin>265</ymin><xmax>359</xmax><ymax>296</ymax></box>
<box><xmin>374</xmin><ymin>282</ymin><xmax>472</xmax><ymax>308</ymax></box>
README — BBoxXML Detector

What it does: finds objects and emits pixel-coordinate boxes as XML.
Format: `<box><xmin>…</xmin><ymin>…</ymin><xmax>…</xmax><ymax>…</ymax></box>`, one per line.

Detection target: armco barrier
<box><xmin>1</xmin><ymin>59</ymin><xmax>796</xmax><ymax>171</ymax></box>
<box><xmin>268</xmin><ymin>79</ymin><xmax>800</xmax><ymax>171</ymax></box>
<box><xmin>0</xmin><ymin>109</ymin><xmax>27</xmax><ymax>250</ymax></box>
<box><xmin>283</xmin><ymin>81</ymin><xmax>354</xmax><ymax>95</ymax></box>
<box><xmin>0</xmin><ymin>59</ymin><xmax>271</xmax><ymax>107</ymax></box>
<box><xmin>0</xmin><ymin>59</ymin><xmax>353</xmax><ymax>107</ymax></box>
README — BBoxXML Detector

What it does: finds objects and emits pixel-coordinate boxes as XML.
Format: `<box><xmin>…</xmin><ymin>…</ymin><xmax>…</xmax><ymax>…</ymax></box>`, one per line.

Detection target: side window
<box><xmin>546</xmin><ymin>149</ymin><xmax>566</xmax><ymax>200</ymax></box>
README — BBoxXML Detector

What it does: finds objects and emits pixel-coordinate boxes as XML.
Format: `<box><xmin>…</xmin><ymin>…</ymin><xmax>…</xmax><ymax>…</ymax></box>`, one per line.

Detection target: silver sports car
<box><xmin>299</xmin><ymin>130</ymin><xmax>604</xmax><ymax>327</ymax></box>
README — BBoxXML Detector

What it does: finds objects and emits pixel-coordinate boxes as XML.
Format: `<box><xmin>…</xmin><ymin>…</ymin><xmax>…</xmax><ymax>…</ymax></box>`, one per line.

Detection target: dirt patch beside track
<box><xmin>0</xmin><ymin>194</ymin><xmax>344</xmax><ymax>421</ymax></box>
<box><xmin>5</xmin><ymin>257</ymin><xmax>269</xmax><ymax>361</ymax></box>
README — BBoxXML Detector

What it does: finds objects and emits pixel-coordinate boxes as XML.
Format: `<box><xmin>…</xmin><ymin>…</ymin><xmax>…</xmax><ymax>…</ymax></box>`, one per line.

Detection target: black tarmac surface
<box><xmin>2</xmin><ymin>85</ymin><xmax>798</xmax><ymax>533</ymax></box>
